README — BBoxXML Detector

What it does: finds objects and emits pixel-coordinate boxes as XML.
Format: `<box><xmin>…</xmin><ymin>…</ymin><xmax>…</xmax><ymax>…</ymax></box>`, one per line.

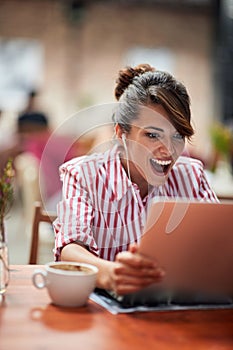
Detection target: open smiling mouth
<box><xmin>150</xmin><ymin>158</ymin><xmax>172</xmax><ymax>175</ymax></box>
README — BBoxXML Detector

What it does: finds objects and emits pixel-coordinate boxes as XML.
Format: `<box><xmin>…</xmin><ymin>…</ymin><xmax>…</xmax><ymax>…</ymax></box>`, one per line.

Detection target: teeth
<box><xmin>151</xmin><ymin>158</ymin><xmax>172</xmax><ymax>166</ymax></box>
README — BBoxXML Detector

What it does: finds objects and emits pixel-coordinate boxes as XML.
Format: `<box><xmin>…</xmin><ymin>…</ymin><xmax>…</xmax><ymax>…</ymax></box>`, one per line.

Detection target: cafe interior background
<box><xmin>0</xmin><ymin>0</ymin><xmax>232</xmax><ymax>264</ymax></box>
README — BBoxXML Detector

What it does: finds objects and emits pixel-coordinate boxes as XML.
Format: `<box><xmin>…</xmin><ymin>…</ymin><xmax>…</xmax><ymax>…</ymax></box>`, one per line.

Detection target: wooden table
<box><xmin>1</xmin><ymin>265</ymin><xmax>233</xmax><ymax>350</ymax></box>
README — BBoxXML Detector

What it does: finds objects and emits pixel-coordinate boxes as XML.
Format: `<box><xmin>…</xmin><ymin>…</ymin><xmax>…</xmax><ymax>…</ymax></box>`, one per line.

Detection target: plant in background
<box><xmin>210</xmin><ymin>122</ymin><xmax>233</xmax><ymax>172</ymax></box>
<box><xmin>0</xmin><ymin>159</ymin><xmax>15</xmax><ymax>242</ymax></box>
<box><xmin>210</xmin><ymin>122</ymin><xmax>233</xmax><ymax>157</ymax></box>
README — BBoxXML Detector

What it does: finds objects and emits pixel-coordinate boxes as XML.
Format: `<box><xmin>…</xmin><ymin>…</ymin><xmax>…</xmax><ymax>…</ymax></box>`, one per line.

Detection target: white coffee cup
<box><xmin>32</xmin><ymin>261</ymin><xmax>98</xmax><ymax>307</ymax></box>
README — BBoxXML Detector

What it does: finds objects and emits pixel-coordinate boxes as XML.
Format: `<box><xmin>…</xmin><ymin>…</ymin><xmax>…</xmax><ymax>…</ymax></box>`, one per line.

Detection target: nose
<box><xmin>158</xmin><ymin>137</ymin><xmax>175</xmax><ymax>155</ymax></box>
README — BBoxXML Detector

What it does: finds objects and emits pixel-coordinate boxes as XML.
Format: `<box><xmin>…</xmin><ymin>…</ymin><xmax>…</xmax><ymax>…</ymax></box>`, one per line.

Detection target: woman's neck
<box><xmin>120</xmin><ymin>157</ymin><xmax>150</xmax><ymax>199</ymax></box>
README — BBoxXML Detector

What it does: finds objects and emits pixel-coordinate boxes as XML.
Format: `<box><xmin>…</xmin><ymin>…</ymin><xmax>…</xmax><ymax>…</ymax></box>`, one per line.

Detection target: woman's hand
<box><xmin>61</xmin><ymin>242</ymin><xmax>164</xmax><ymax>295</ymax></box>
<box><xmin>109</xmin><ymin>243</ymin><xmax>165</xmax><ymax>295</ymax></box>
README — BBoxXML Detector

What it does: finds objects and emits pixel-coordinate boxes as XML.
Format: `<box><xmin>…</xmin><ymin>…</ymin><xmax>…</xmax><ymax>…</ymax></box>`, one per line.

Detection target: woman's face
<box><xmin>117</xmin><ymin>104</ymin><xmax>185</xmax><ymax>190</ymax></box>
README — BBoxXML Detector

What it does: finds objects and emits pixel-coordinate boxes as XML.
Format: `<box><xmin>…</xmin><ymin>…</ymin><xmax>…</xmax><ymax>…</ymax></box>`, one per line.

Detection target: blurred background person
<box><xmin>15</xmin><ymin>91</ymin><xmax>82</xmax><ymax>212</ymax></box>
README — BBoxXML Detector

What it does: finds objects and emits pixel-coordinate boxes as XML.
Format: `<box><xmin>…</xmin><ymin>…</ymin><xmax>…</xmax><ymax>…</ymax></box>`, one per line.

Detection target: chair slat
<box><xmin>29</xmin><ymin>201</ymin><xmax>56</xmax><ymax>264</ymax></box>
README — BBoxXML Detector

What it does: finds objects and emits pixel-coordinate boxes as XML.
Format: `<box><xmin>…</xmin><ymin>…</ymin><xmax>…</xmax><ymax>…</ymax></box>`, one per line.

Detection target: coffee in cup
<box><xmin>32</xmin><ymin>261</ymin><xmax>98</xmax><ymax>307</ymax></box>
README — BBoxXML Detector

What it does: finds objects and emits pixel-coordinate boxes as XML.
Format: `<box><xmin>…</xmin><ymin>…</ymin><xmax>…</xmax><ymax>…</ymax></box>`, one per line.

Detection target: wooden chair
<box><xmin>29</xmin><ymin>201</ymin><xmax>57</xmax><ymax>264</ymax></box>
<box><xmin>14</xmin><ymin>152</ymin><xmax>41</xmax><ymax>231</ymax></box>
<box><xmin>217</xmin><ymin>195</ymin><xmax>233</xmax><ymax>201</ymax></box>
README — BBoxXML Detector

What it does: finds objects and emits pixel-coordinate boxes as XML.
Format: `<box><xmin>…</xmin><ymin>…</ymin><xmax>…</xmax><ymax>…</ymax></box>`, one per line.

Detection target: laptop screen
<box><xmin>138</xmin><ymin>200</ymin><xmax>233</xmax><ymax>297</ymax></box>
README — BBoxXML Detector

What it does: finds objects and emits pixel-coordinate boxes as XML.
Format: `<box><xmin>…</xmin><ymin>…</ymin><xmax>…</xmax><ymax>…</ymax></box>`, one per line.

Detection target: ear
<box><xmin>115</xmin><ymin>123</ymin><xmax>125</xmax><ymax>139</ymax></box>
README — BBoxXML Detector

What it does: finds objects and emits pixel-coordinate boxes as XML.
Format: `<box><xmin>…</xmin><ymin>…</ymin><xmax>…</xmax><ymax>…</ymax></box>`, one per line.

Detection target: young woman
<box><xmin>53</xmin><ymin>64</ymin><xmax>218</xmax><ymax>295</ymax></box>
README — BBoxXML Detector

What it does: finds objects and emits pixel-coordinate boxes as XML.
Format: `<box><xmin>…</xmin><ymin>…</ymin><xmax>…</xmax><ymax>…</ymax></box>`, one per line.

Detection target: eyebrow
<box><xmin>143</xmin><ymin>126</ymin><xmax>164</xmax><ymax>132</ymax></box>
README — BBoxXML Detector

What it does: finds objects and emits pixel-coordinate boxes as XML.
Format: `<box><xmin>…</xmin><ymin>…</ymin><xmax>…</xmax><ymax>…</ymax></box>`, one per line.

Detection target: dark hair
<box><xmin>17</xmin><ymin>112</ymin><xmax>48</xmax><ymax>133</ymax></box>
<box><xmin>28</xmin><ymin>90</ymin><xmax>38</xmax><ymax>98</ymax></box>
<box><xmin>113</xmin><ymin>63</ymin><xmax>194</xmax><ymax>139</ymax></box>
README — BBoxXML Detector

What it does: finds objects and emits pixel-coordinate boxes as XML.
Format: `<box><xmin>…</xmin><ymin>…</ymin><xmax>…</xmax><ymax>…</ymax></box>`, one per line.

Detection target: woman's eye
<box><xmin>145</xmin><ymin>132</ymin><xmax>161</xmax><ymax>139</ymax></box>
<box><xmin>173</xmin><ymin>133</ymin><xmax>184</xmax><ymax>140</ymax></box>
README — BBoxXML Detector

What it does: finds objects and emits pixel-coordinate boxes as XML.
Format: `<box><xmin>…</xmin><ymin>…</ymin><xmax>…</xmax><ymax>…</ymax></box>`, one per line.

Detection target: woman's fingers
<box><xmin>113</xmin><ymin>271</ymin><xmax>163</xmax><ymax>295</ymax></box>
<box><xmin>128</xmin><ymin>242</ymin><xmax>139</xmax><ymax>254</ymax></box>
<box><xmin>115</xmin><ymin>250</ymin><xmax>160</xmax><ymax>270</ymax></box>
<box><xmin>111</xmin><ymin>260</ymin><xmax>165</xmax><ymax>295</ymax></box>
<box><xmin>114</xmin><ymin>263</ymin><xmax>164</xmax><ymax>279</ymax></box>
<box><xmin>115</xmin><ymin>268</ymin><xmax>164</xmax><ymax>286</ymax></box>
<box><xmin>112</xmin><ymin>245</ymin><xmax>165</xmax><ymax>295</ymax></box>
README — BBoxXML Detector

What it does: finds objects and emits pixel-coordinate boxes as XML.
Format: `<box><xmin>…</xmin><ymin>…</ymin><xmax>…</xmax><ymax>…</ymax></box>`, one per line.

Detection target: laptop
<box><xmin>95</xmin><ymin>200</ymin><xmax>233</xmax><ymax>308</ymax></box>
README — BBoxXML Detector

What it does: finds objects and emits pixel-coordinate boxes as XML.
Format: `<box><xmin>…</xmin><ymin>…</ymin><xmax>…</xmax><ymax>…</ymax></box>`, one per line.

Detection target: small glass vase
<box><xmin>0</xmin><ymin>223</ymin><xmax>9</xmax><ymax>295</ymax></box>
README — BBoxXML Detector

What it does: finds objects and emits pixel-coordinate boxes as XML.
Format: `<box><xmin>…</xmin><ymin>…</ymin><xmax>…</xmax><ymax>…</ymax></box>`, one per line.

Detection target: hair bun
<box><xmin>115</xmin><ymin>63</ymin><xmax>155</xmax><ymax>100</ymax></box>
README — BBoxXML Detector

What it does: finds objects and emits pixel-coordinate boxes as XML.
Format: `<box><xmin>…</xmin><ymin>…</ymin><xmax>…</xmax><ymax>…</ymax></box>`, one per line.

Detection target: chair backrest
<box><xmin>29</xmin><ymin>201</ymin><xmax>57</xmax><ymax>264</ymax></box>
<box><xmin>218</xmin><ymin>195</ymin><xmax>233</xmax><ymax>201</ymax></box>
<box><xmin>14</xmin><ymin>152</ymin><xmax>41</xmax><ymax>226</ymax></box>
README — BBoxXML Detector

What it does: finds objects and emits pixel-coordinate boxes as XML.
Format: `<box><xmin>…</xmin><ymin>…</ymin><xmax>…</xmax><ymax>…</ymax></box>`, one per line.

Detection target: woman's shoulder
<box><xmin>174</xmin><ymin>156</ymin><xmax>204</xmax><ymax>169</ymax></box>
<box><xmin>59</xmin><ymin>146</ymin><xmax>118</xmax><ymax>177</ymax></box>
<box><xmin>60</xmin><ymin>152</ymin><xmax>104</xmax><ymax>172</ymax></box>
<box><xmin>171</xmin><ymin>156</ymin><xmax>205</xmax><ymax>179</ymax></box>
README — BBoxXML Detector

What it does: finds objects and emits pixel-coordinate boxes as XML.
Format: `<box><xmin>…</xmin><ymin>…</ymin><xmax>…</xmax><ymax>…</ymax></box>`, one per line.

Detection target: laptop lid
<box><xmin>138</xmin><ymin>200</ymin><xmax>233</xmax><ymax>297</ymax></box>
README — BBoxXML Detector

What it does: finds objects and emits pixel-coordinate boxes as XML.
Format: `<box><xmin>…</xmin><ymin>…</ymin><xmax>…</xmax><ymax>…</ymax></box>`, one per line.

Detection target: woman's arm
<box><xmin>61</xmin><ymin>242</ymin><xmax>164</xmax><ymax>295</ymax></box>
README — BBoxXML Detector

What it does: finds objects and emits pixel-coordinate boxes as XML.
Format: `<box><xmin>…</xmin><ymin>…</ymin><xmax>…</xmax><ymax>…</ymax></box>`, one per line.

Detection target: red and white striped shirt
<box><xmin>53</xmin><ymin>145</ymin><xmax>218</xmax><ymax>261</ymax></box>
